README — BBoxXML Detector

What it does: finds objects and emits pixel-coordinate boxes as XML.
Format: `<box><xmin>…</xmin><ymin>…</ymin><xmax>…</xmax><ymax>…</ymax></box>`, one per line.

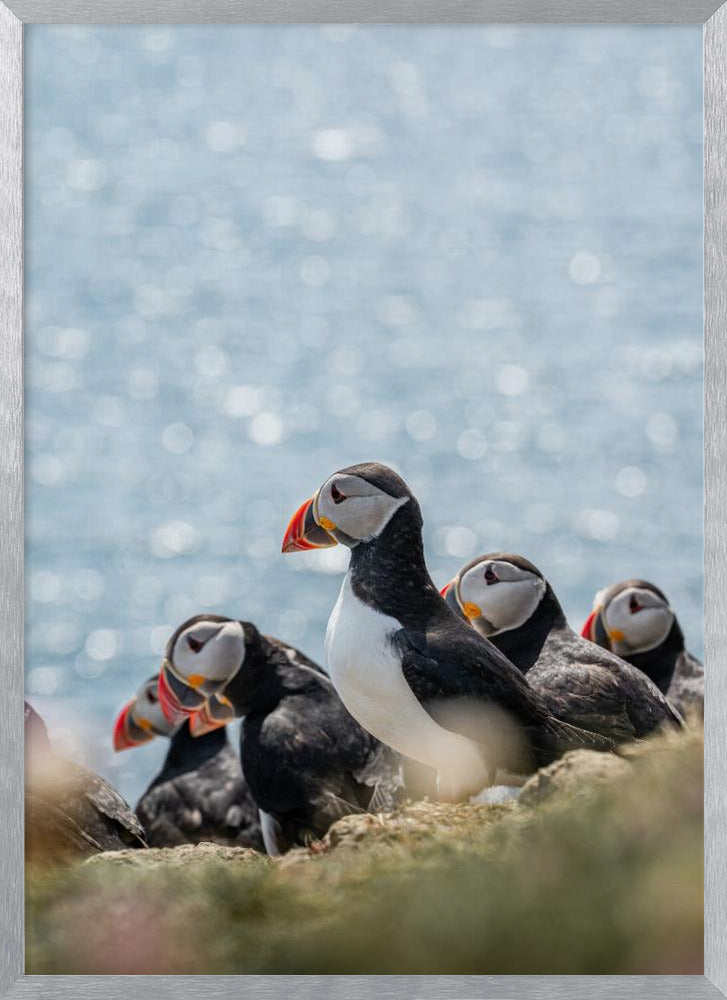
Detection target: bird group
<box><xmin>80</xmin><ymin>460</ymin><xmax>701</xmax><ymax>859</ymax></box>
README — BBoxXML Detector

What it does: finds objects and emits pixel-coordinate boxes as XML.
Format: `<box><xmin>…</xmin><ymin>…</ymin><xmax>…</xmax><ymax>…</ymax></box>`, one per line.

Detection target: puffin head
<box><xmin>441</xmin><ymin>552</ymin><xmax>547</xmax><ymax>638</ymax></box>
<box><xmin>282</xmin><ymin>461</ymin><xmax>414</xmax><ymax>553</ymax></box>
<box><xmin>581</xmin><ymin>579</ymin><xmax>675</xmax><ymax>657</ymax></box>
<box><xmin>112</xmin><ymin>674</ymin><xmax>173</xmax><ymax>752</ymax></box>
<box><xmin>157</xmin><ymin>614</ymin><xmax>246</xmax><ymax>726</ymax></box>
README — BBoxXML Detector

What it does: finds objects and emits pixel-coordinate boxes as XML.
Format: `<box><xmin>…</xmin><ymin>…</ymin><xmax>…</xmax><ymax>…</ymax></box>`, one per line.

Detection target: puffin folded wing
<box><xmin>397</xmin><ymin>644</ymin><xmax>534</xmax><ymax>779</ymax></box>
<box><xmin>669</xmin><ymin>651</ymin><xmax>704</xmax><ymax>719</ymax></box>
<box><xmin>74</xmin><ymin>766</ymin><xmax>146</xmax><ymax>845</ymax></box>
<box><xmin>530</xmin><ymin>661</ymin><xmax>640</xmax><ymax>744</ymax></box>
<box><xmin>396</xmin><ymin>630</ymin><xmax>616</xmax><ymax>774</ymax></box>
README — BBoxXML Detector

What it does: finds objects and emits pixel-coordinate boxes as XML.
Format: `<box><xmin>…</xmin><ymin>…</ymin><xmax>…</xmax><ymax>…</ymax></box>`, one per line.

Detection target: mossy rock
<box><xmin>84</xmin><ymin>841</ymin><xmax>269</xmax><ymax>870</ymax></box>
<box><xmin>518</xmin><ymin>748</ymin><xmax>632</xmax><ymax>807</ymax></box>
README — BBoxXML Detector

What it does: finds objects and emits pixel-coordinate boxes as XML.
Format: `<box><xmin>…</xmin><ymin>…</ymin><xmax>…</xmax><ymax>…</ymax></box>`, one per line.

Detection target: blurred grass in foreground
<box><xmin>26</xmin><ymin>725</ymin><xmax>703</xmax><ymax>975</ymax></box>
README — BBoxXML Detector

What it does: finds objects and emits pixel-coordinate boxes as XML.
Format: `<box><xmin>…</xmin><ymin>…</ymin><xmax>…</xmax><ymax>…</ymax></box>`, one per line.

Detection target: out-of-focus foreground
<box><xmin>26</xmin><ymin>724</ymin><xmax>703</xmax><ymax>975</ymax></box>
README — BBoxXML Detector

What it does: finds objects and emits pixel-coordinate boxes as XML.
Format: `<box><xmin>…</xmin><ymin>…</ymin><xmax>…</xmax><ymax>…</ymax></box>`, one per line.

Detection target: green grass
<box><xmin>26</xmin><ymin>725</ymin><xmax>703</xmax><ymax>975</ymax></box>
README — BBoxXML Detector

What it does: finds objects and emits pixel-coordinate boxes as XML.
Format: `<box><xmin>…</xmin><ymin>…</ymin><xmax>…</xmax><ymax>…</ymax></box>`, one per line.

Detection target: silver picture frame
<box><xmin>1</xmin><ymin>1</ymin><xmax>721</xmax><ymax>996</ymax></box>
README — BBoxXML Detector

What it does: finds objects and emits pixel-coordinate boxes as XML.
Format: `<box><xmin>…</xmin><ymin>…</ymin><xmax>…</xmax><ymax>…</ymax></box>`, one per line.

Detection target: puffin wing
<box><xmin>394</xmin><ymin>623</ymin><xmax>557</xmax><ymax>727</ymax></box>
<box><xmin>528</xmin><ymin>659</ymin><xmax>638</xmax><ymax>744</ymax></box>
<box><xmin>550</xmin><ymin>631</ymin><xmax>684</xmax><ymax>736</ymax></box>
<box><xmin>669</xmin><ymin>650</ymin><xmax>704</xmax><ymax>717</ymax></box>
<box><xmin>72</xmin><ymin>763</ymin><xmax>147</xmax><ymax>846</ymax></box>
<box><xmin>394</xmin><ymin>626</ymin><xmax>616</xmax><ymax>762</ymax></box>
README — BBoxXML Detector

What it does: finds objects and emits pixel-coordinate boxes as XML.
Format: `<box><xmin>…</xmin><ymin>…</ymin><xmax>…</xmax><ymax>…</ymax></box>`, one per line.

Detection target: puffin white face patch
<box><xmin>603</xmin><ymin>587</ymin><xmax>674</xmax><ymax>655</ymax></box>
<box><xmin>457</xmin><ymin>559</ymin><xmax>546</xmax><ymax>637</ymax></box>
<box><xmin>315</xmin><ymin>473</ymin><xmax>409</xmax><ymax>545</ymax></box>
<box><xmin>133</xmin><ymin>677</ymin><xmax>173</xmax><ymax>736</ymax></box>
<box><xmin>591</xmin><ymin>585</ymin><xmax>610</xmax><ymax>611</ymax></box>
<box><xmin>170</xmin><ymin>618</ymin><xmax>246</xmax><ymax>688</ymax></box>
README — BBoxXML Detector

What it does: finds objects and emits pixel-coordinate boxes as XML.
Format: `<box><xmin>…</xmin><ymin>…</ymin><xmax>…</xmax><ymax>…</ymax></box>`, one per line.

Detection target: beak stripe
<box><xmin>580</xmin><ymin>609</ymin><xmax>598</xmax><ymax>640</ymax></box>
<box><xmin>158</xmin><ymin>660</ymin><xmax>207</xmax><ymax>724</ymax></box>
<box><xmin>282</xmin><ymin>496</ymin><xmax>338</xmax><ymax>553</ymax></box>
<box><xmin>113</xmin><ymin>701</ymin><xmax>154</xmax><ymax>752</ymax></box>
<box><xmin>189</xmin><ymin>694</ymin><xmax>236</xmax><ymax>737</ymax></box>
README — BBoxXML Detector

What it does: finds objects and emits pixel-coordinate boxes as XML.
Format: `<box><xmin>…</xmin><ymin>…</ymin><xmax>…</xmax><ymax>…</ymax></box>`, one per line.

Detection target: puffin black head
<box><xmin>581</xmin><ymin>579</ymin><xmax>675</xmax><ymax>657</ymax></box>
<box><xmin>441</xmin><ymin>552</ymin><xmax>547</xmax><ymax>638</ymax></box>
<box><xmin>113</xmin><ymin>674</ymin><xmax>173</xmax><ymax>752</ymax></box>
<box><xmin>157</xmin><ymin>614</ymin><xmax>247</xmax><ymax>726</ymax></box>
<box><xmin>282</xmin><ymin>461</ymin><xmax>415</xmax><ymax>553</ymax></box>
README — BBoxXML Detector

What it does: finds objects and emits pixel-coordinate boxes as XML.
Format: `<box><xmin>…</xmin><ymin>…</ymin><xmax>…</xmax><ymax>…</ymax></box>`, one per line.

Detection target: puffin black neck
<box><xmin>624</xmin><ymin>618</ymin><xmax>685</xmax><ymax>693</ymax></box>
<box><xmin>348</xmin><ymin>501</ymin><xmax>442</xmax><ymax>623</ymax></box>
<box><xmin>222</xmin><ymin>624</ymin><xmax>322</xmax><ymax>717</ymax></box>
<box><xmin>488</xmin><ymin>584</ymin><xmax>567</xmax><ymax>673</ymax></box>
<box><xmin>159</xmin><ymin>721</ymin><xmax>228</xmax><ymax>781</ymax></box>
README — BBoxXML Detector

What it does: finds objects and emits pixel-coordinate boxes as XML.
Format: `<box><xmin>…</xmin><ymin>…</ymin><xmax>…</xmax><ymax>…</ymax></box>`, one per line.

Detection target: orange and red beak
<box><xmin>189</xmin><ymin>694</ymin><xmax>235</xmax><ymax>737</ymax></box>
<box><xmin>440</xmin><ymin>578</ymin><xmax>467</xmax><ymax>620</ymax></box>
<box><xmin>580</xmin><ymin>609</ymin><xmax>598</xmax><ymax>640</ymax></box>
<box><xmin>281</xmin><ymin>496</ymin><xmax>338</xmax><ymax>553</ymax></box>
<box><xmin>157</xmin><ymin>659</ymin><xmax>207</xmax><ymax>725</ymax></box>
<box><xmin>112</xmin><ymin>700</ymin><xmax>155</xmax><ymax>752</ymax></box>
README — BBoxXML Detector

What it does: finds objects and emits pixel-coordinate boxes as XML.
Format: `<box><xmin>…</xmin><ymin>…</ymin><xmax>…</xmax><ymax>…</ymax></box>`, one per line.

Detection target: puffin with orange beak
<box><xmin>441</xmin><ymin>553</ymin><xmax>683</xmax><ymax>744</ymax></box>
<box><xmin>154</xmin><ymin>613</ymin><xmax>405</xmax><ymax>855</ymax></box>
<box><xmin>113</xmin><ymin>673</ymin><xmax>174</xmax><ymax>752</ymax></box>
<box><xmin>113</xmin><ymin>675</ymin><xmax>262</xmax><ymax>850</ymax></box>
<box><xmin>582</xmin><ymin>579</ymin><xmax>703</xmax><ymax>718</ymax></box>
<box><xmin>282</xmin><ymin>462</ymin><xmax>616</xmax><ymax>801</ymax></box>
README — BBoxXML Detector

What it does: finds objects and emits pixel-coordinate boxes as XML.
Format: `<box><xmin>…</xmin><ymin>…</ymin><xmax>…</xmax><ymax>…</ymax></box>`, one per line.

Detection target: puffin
<box><xmin>281</xmin><ymin>462</ymin><xmax>616</xmax><ymax>802</ymax></box>
<box><xmin>157</xmin><ymin>615</ymin><xmax>406</xmax><ymax>855</ymax></box>
<box><xmin>25</xmin><ymin>700</ymin><xmax>146</xmax><ymax>864</ymax></box>
<box><xmin>581</xmin><ymin>579</ymin><xmax>703</xmax><ymax>718</ymax></box>
<box><xmin>113</xmin><ymin>675</ymin><xmax>262</xmax><ymax>849</ymax></box>
<box><xmin>441</xmin><ymin>553</ymin><xmax>683</xmax><ymax>744</ymax></box>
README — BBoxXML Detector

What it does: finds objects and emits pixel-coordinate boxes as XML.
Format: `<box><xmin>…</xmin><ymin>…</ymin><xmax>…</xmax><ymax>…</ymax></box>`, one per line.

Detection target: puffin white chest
<box><xmin>325</xmin><ymin>575</ymin><xmax>490</xmax><ymax>793</ymax></box>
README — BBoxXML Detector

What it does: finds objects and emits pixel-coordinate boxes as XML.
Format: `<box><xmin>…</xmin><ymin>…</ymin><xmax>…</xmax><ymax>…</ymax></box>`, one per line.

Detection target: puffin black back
<box><xmin>148</xmin><ymin>721</ymin><xmax>229</xmax><ymax>786</ymax></box>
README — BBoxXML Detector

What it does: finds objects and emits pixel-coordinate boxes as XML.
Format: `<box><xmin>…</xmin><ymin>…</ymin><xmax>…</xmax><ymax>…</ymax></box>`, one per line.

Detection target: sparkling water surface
<box><xmin>26</xmin><ymin>25</ymin><xmax>703</xmax><ymax>805</ymax></box>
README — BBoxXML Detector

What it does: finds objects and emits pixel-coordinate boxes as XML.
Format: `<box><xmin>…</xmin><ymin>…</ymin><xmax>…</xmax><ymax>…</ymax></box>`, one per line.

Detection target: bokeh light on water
<box><xmin>26</xmin><ymin>25</ymin><xmax>702</xmax><ymax>803</ymax></box>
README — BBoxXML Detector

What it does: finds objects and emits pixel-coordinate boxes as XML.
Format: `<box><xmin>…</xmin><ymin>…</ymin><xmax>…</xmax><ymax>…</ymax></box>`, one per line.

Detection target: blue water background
<box><xmin>25</xmin><ymin>25</ymin><xmax>703</xmax><ymax>805</ymax></box>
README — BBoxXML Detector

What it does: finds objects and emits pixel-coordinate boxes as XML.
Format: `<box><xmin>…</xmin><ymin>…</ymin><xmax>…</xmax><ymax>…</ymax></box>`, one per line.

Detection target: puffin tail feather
<box><xmin>533</xmin><ymin>717</ymin><xmax>617</xmax><ymax>767</ymax></box>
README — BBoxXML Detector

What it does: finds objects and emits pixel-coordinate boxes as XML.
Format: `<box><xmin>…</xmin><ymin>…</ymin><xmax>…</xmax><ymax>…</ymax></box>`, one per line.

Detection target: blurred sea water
<box><xmin>25</xmin><ymin>25</ymin><xmax>703</xmax><ymax>805</ymax></box>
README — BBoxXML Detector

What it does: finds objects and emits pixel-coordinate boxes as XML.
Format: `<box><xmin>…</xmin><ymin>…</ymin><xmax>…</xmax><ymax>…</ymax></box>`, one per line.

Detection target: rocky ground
<box><xmin>25</xmin><ymin>724</ymin><xmax>703</xmax><ymax>975</ymax></box>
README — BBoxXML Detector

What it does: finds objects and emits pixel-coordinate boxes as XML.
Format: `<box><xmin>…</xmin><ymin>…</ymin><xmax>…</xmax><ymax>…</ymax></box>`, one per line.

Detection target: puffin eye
<box><xmin>484</xmin><ymin>568</ymin><xmax>498</xmax><ymax>584</ymax></box>
<box><xmin>187</xmin><ymin>636</ymin><xmax>204</xmax><ymax>653</ymax></box>
<box><xmin>331</xmin><ymin>483</ymin><xmax>346</xmax><ymax>505</ymax></box>
<box><xmin>629</xmin><ymin>595</ymin><xmax>641</xmax><ymax>614</ymax></box>
<box><xmin>147</xmin><ymin>689</ymin><xmax>158</xmax><ymax>704</ymax></box>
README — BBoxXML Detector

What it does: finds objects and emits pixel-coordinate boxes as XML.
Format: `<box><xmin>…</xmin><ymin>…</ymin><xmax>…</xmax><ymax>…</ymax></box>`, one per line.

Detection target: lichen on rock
<box><xmin>518</xmin><ymin>748</ymin><xmax>632</xmax><ymax>807</ymax></box>
<box><xmin>84</xmin><ymin>841</ymin><xmax>269</xmax><ymax>870</ymax></box>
